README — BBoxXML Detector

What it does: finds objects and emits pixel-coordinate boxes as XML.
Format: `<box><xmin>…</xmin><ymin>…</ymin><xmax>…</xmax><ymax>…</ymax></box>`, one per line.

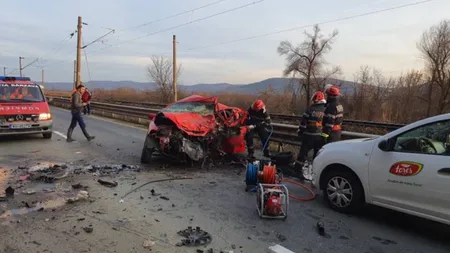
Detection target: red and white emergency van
<box><xmin>0</xmin><ymin>76</ymin><xmax>53</xmax><ymax>139</ymax></box>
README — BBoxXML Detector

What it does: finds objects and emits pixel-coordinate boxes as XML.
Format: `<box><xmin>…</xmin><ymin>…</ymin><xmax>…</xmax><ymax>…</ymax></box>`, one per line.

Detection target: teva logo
<box><xmin>389</xmin><ymin>161</ymin><xmax>424</xmax><ymax>176</ymax></box>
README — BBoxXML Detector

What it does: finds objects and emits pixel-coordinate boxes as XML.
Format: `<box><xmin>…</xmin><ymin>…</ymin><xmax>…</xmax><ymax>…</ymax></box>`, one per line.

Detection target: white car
<box><xmin>312</xmin><ymin>113</ymin><xmax>450</xmax><ymax>225</ymax></box>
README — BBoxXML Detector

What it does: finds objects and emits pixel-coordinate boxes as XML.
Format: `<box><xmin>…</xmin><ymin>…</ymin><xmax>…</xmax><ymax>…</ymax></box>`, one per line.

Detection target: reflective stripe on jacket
<box><xmin>299</xmin><ymin>102</ymin><xmax>326</xmax><ymax>135</ymax></box>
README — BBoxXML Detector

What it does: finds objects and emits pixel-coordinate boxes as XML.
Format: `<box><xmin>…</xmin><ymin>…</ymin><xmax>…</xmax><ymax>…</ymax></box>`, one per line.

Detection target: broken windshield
<box><xmin>0</xmin><ymin>84</ymin><xmax>45</xmax><ymax>102</ymax></box>
<box><xmin>162</xmin><ymin>102</ymin><xmax>215</xmax><ymax>116</ymax></box>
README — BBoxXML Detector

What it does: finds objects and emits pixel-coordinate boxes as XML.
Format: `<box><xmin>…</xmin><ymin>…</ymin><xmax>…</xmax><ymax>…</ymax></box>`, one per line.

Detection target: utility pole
<box><xmin>19</xmin><ymin>57</ymin><xmax>24</xmax><ymax>77</ymax></box>
<box><xmin>172</xmin><ymin>35</ymin><xmax>177</xmax><ymax>102</ymax></box>
<box><xmin>41</xmin><ymin>69</ymin><xmax>44</xmax><ymax>86</ymax></box>
<box><xmin>75</xmin><ymin>16</ymin><xmax>82</xmax><ymax>89</ymax></box>
<box><xmin>73</xmin><ymin>60</ymin><xmax>77</xmax><ymax>89</ymax></box>
<box><xmin>3</xmin><ymin>67</ymin><xmax>6</xmax><ymax>76</ymax></box>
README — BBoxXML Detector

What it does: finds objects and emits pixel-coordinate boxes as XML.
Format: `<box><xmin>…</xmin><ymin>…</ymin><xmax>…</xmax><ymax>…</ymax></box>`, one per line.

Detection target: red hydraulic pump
<box><xmin>265</xmin><ymin>192</ymin><xmax>283</xmax><ymax>216</ymax></box>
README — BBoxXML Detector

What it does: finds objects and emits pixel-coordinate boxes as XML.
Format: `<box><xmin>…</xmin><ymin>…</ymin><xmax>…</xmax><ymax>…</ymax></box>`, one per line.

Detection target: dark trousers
<box><xmin>245</xmin><ymin>125</ymin><xmax>269</xmax><ymax>154</ymax></box>
<box><xmin>297</xmin><ymin>134</ymin><xmax>325</xmax><ymax>163</ymax></box>
<box><xmin>83</xmin><ymin>104</ymin><xmax>91</xmax><ymax>115</ymax></box>
<box><xmin>69</xmin><ymin>112</ymin><xmax>86</xmax><ymax>130</ymax></box>
<box><xmin>328</xmin><ymin>131</ymin><xmax>342</xmax><ymax>143</ymax></box>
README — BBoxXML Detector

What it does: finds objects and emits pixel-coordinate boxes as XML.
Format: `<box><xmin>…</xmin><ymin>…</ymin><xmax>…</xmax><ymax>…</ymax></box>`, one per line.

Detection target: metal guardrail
<box><xmin>46</xmin><ymin>96</ymin><xmax>405</xmax><ymax>130</ymax></box>
<box><xmin>48</xmin><ymin>97</ymin><xmax>381</xmax><ymax>146</ymax></box>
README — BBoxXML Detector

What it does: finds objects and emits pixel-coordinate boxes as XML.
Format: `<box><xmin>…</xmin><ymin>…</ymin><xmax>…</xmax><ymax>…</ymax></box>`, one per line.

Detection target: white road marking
<box><xmin>53</xmin><ymin>131</ymin><xmax>67</xmax><ymax>139</ymax></box>
<box><xmin>268</xmin><ymin>244</ymin><xmax>296</xmax><ymax>253</ymax></box>
<box><xmin>50</xmin><ymin>107</ymin><xmax>147</xmax><ymax>132</ymax></box>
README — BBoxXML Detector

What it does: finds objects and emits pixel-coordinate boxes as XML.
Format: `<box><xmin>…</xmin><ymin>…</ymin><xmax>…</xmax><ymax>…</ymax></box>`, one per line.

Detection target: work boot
<box><xmin>295</xmin><ymin>162</ymin><xmax>306</xmax><ymax>181</ymax></box>
<box><xmin>81</xmin><ymin>128</ymin><xmax>95</xmax><ymax>141</ymax></box>
<box><xmin>66</xmin><ymin>128</ymin><xmax>75</xmax><ymax>142</ymax></box>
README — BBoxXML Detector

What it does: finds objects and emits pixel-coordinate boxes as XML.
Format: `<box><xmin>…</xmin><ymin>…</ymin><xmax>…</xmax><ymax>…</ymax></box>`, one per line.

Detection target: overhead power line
<box><xmin>89</xmin><ymin>0</ymin><xmax>267</xmax><ymax>54</ymax></box>
<box><xmin>82</xmin><ymin>29</ymin><xmax>115</xmax><ymax>49</ymax></box>
<box><xmin>119</xmin><ymin>0</ymin><xmax>228</xmax><ymax>32</ymax></box>
<box><xmin>184</xmin><ymin>0</ymin><xmax>435</xmax><ymax>51</ymax></box>
<box><xmin>82</xmin><ymin>36</ymin><xmax>92</xmax><ymax>82</ymax></box>
<box><xmin>35</xmin><ymin>31</ymin><xmax>77</xmax><ymax>69</ymax></box>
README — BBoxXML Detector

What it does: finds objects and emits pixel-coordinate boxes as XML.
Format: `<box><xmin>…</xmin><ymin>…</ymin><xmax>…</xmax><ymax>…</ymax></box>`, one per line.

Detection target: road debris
<box><xmin>72</xmin><ymin>183</ymin><xmax>88</xmax><ymax>190</ymax></box>
<box><xmin>83</xmin><ymin>164</ymin><xmax>140</xmax><ymax>176</ymax></box>
<box><xmin>83</xmin><ymin>227</ymin><xmax>93</xmax><ymax>233</ymax></box>
<box><xmin>19</xmin><ymin>174</ymin><xmax>30</xmax><ymax>181</ymax></box>
<box><xmin>22</xmin><ymin>190</ymin><xmax>36</xmax><ymax>195</ymax></box>
<box><xmin>121</xmin><ymin>177</ymin><xmax>193</xmax><ymax>199</ymax></box>
<box><xmin>176</xmin><ymin>226</ymin><xmax>212</xmax><ymax>246</ymax></box>
<box><xmin>97</xmin><ymin>179</ymin><xmax>118</xmax><ymax>187</ymax></box>
<box><xmin>160</xmin><ymin>196</ymin><xmax>170</xmax><ymax>201</ymax></box>
<box><xmin>5</xmin><ymin>186</ymin><xmax>15</xmax><ymax>196</ymax></box>
<box><xmin>317</xmin><ymin>221</ymin><xmax>325</xmax><ymax>236</ymax></box>
<box><xmin>66</xmin><ymin>191</ymin><xmax>89</xmax><ymax>203</ymax></box>
<box><xmin>143</xmin><ymin>238</ymin><xmax>155</xmax><ymax>249</ymax></box>
<box><xmin>26</xmin><ymin>164</ymin><xmax>69</xmax><ymax>183</ymax></box>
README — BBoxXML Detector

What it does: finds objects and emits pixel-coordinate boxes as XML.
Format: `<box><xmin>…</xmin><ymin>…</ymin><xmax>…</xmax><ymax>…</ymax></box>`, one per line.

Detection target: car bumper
<box><xmin>312</xmin><ymin>156</ymin><xmax>324</xmax><ymax>189</ymax></box>
<box><xmin>0</xmin><ymin>120</ymin><xmax>53</xmax><ymax>136</ymax></box>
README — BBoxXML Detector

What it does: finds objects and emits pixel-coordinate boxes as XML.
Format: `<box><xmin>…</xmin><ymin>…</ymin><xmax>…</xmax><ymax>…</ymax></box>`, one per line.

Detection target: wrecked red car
<box><xmin>140</xmin><ymin>95</ymin><xmax>249</xmax><ymax>164</ymax></box>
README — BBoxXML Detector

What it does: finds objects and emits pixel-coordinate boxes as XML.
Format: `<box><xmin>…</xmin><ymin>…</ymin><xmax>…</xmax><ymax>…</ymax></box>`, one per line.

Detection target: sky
<box><xmin>1</xmin><ymin>0</ymin><xmax>449</xmax><ymax>85</ymax></box>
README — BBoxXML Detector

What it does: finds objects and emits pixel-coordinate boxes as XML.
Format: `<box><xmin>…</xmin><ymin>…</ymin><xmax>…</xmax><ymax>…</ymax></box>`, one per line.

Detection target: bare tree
<box><xmin>147</xmin><ymin>55</ymin><xmax>182</xmax><ymax>103</ymax></box>
<box><xmin>389</xmin><ymin>70</ymin><xmax>424</xmax><ymax>123</ymax></box>
<box><xmin>418</xmin><ymin>20</ymin><xmax>450</xmax><ymax>115</ymax></box>
<box><xmin>277</xmin><ymin>24</ymin><xmax>339</xmax><ymax>108</ymax></box>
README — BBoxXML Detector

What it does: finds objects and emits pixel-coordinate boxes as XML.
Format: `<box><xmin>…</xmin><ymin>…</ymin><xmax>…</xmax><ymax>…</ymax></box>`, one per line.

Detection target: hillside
<box><xmin>41</xmin><ymin>77</ymin><xmax>356</xmax><ymax>95</ymax></box>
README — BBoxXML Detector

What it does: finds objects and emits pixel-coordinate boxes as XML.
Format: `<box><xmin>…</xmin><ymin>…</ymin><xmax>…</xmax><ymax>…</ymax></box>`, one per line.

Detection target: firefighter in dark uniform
<box><xmin>245</xmin><ymin>99</ymin><xmax>271</xmax><ymax>158</ymax></box>
<box><xmin>323</xmin><ymin>84</ymin><xmax>343</xmax><ymax>143</ymax></box>
<box><xmin>295</xmin><ymin>91</ymin><xmax>327</xmax><ymax>174</ymax></box>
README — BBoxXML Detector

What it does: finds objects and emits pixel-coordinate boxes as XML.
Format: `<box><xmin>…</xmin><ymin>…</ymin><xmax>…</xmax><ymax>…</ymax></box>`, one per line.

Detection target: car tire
<box><xmin>322</xmin><ymin>169</ymin><xmax>365</xmax><ymax>213</ymax></box>
<box><xmin>140</xmin><ymin>137</ymin><xmax>152</xmax><ymax>164</ymax></box>
<box><xmin>43</xmin><ymin>132</ymin><xmax>52</xmax><ymax>139</ymax></box>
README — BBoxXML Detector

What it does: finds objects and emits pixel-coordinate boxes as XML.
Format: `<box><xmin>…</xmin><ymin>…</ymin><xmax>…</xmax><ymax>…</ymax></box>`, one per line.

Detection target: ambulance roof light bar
<box><xmin>0</xmin><ymin>76</ymin><xmax>32</xmax><ymax>81</ymax></box>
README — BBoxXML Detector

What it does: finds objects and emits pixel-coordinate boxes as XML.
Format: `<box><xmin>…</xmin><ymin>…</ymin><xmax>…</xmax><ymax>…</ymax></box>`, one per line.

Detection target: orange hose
<box><xmin>281</xmin><ymin>178</ymin><xmax>316</xmax><ymax>201</ymax></box>
<box><xmin>262</xmin><ymin>165</ymin><xmax>276</xmax><ymax>184</ymax></box>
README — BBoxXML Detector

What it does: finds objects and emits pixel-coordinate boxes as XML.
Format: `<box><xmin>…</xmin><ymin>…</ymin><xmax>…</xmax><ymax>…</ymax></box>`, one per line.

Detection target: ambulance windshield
<box><xmin>0</xmin><ymin>84</ymin><xmax>45</xmax><ymax>102</ymax></box>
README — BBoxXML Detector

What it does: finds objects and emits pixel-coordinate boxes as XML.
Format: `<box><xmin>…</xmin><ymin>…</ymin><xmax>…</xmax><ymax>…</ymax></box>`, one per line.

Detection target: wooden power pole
<box><xmin>172</xmin><ymin>35</ymin><xmax>177</xmax><ymax>102</ymax></box>
<box><xmin>73</xmin><ymin>60</ymin><xmax>77</xmax><ymax>88</ymax></box>
<box><xmin>19</xmin><ymin>57</ymin><xmax>24</xmax><ymax>77</ymax></box>
<box><xmin>75</xmin><ymin>16</ymin><xmax>83</xmax><ymax>89</ymax></box>
<box><xmin>41</xmin><ymin>69</ymin><xmax>44</xmax><ymax>86</ymax></box>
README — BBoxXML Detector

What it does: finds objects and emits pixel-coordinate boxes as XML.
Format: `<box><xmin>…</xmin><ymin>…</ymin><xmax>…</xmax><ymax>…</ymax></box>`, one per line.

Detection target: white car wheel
<box><xmin>327</xmin><ymin>176</ymin><xmax>353</xmax><ymax>208</ymax></box>
<box><xmin>322</xmin><ymin>169</ymin><xmax>365</xmax><ymax>213</ymax></box>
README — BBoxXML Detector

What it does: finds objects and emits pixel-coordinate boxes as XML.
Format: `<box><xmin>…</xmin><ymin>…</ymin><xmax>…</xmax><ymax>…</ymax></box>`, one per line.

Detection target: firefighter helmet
<box><xmin>311</xmin><ymin>91</ymin><xmax>325</xmax><ymax>102</ymax></box>
<box><xmin>325</xmin><ymin>85</ymin><xmax>340</xmax><ymax>96</ymax></box>
<box><xmin>252</xmin><ymin>99</ymin><xmax>265</xmax><ymax>111</ymax></box>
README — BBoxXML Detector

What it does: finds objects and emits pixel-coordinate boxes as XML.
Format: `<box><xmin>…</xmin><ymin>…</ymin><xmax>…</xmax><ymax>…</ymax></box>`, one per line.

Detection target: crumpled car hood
<box><xmin>161</xmin><ymin>112</ymin><xmax>216</xmax><ymax>137</ymax></box>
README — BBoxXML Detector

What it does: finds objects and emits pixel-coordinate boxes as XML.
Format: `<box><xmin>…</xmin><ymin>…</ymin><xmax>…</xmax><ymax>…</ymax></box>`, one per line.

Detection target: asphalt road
<box><xmin>0</xmin><ymin>106</ymin><xmax>449</xmax><ymax>253</ymax></box>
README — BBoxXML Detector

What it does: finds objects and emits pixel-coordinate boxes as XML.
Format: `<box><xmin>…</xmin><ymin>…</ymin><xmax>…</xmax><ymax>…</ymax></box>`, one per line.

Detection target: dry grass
<box><xmin>46</xmin><ymin>88</ymin><xmax>297</xmax><ymax>114</ymax></box>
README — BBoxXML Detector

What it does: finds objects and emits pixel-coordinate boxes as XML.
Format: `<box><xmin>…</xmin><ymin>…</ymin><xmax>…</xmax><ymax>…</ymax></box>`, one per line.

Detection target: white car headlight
<box><xmin>39</xmin><ymin>113</ymin><xmax>52</xmax><ymax>120</ymax></box>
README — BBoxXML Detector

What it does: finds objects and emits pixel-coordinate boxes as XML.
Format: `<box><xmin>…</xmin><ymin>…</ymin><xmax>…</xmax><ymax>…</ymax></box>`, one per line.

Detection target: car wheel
<box><xmin>322</xmin><ymin>169</ymin><xmax>364</xmax><ymax>213</ymax></box>
<box><xmin>43</xmin><ymin>132</ymin><xmax>52</xmax><ymax>139</ymax></box>
<box><xmin>140</xmin><ymin>137</ymin><xmax>152</xmax><ymax>164</ymax></box>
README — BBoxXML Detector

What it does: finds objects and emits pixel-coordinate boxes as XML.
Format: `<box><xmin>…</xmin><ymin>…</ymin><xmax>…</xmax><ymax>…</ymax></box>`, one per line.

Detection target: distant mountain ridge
<box><xmin>39</xmin><ymin>77</ymin><xmax>356</xmax><ymax>95</ymax></box>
